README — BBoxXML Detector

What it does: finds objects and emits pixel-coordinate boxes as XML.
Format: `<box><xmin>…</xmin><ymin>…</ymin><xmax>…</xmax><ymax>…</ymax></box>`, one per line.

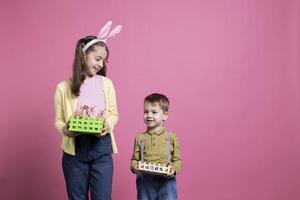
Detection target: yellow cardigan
<box><xmin>54</xmin><ymin>76</ymin><xmax>119</xmax><ymax>155</ymax></box>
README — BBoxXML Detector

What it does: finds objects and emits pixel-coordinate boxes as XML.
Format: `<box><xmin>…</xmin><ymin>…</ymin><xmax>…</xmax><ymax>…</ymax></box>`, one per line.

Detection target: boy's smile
<box><xmin>144</xmin><ymin>102</ymin><xmax>168</xmax><ymax>130</ymax></box>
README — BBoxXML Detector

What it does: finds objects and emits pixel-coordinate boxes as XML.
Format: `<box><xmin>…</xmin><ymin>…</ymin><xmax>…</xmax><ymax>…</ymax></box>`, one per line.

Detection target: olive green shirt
<box><xmin>131</xmin><ymin>127</ymin><xmax>182</xmax><ymax>173</ymax></box>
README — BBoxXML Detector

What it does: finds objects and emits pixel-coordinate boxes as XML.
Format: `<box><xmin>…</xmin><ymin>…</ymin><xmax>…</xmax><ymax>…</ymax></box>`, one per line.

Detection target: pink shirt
<box><xmin>76</xmin><ymin>75</ymin><xmax>105</xmax><ymax>117</ymax></box>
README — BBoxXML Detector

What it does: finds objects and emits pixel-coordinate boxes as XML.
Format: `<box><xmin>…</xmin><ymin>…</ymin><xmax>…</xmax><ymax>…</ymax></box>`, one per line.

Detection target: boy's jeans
<box><xmin>136</xmin><ymin>173</ymin><xmax>177</xmax><ymax>200</ymax></box>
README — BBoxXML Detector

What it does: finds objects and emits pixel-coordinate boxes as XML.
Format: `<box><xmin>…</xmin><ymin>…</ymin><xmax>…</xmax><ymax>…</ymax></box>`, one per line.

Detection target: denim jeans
<box><xmin>62</xmin><ymin>134</ymin><xmax>113</xmax><ymax>200</ymax></box>
<box><xmin>136</xmin><ymin>173</ymin><xmax>177</xmax><ymax>200</ymax></box>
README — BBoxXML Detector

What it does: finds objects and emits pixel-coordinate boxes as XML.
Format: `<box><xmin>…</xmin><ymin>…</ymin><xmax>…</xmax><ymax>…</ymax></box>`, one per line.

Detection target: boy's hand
<box><xmin>165</xmin><ymin>166</ymin><xmax>176</xmax><ymax>178</ymax></box>
<box><xmin>132</xmin><ymin>163</ymin><xmax>143</xmax><ymax>176</ymax></box>
<box><xmin>63</xmin><ymin>124</ymin><xmax>80</xmax><ymax>137</ymax></box>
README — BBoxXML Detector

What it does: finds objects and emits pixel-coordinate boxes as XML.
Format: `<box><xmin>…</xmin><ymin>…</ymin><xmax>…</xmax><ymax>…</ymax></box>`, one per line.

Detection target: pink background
<box><xmin>1</xmin><ymin>0</ymin><xmax>299</xmax><ymax>199</ymax></box>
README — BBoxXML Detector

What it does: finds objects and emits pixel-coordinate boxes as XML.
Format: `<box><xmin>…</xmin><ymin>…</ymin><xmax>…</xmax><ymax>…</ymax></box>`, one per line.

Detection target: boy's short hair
<box><xmin>144</xmin><ymin>93</ymin><xmax>170</xmax><ymax>113</ymax></box>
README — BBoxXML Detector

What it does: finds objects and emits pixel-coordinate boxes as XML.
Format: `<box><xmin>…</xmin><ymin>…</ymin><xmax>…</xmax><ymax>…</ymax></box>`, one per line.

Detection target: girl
<box><xmin>54</xmin><ymin>21</ymin><xmax>122</xmax><ymax>200</ymax></box>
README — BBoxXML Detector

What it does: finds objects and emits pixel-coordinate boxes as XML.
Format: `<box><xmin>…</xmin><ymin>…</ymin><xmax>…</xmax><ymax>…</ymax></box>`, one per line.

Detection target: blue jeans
<box><xmin>62</xmin><ymin>134</ymin><xmax>113</xmax><ymax>200</ymax></box>
<box><xmin>136</xmin><ymin>173</ymin><xmax>177</xmax><ymax>200</ymax></box>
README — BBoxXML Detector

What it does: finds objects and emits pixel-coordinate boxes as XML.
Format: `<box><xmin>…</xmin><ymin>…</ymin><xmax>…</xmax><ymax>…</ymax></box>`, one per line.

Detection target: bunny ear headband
<box><xmin>82</xmin><ymin>21</ymin><xmax>122</xmax><ymax>53</ymax></box>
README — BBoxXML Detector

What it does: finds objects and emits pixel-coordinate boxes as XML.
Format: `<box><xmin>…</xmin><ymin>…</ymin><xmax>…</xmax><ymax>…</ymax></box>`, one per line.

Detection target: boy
<box><xmin>131</xmin><ymin>93</ymin><xmax>182</xmax><ymax>200</ymax></box>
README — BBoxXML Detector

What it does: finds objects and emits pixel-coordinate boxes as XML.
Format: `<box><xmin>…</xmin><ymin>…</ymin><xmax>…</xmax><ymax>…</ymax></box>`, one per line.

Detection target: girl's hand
<box><xmin>63</xmin><ymin>124</ymin><xmax>80</xmax><ymax>137</ymax></box>
<box><xmin>95</xmin><ymin>122</ymin><xmax>110</xmax><ymax>137</ymax></box>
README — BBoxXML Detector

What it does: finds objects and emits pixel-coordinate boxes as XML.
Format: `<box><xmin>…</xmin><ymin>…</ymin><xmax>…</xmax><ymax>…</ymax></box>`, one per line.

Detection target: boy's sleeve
<box><xmin>171</xmin><ymin>134</ymin><xmax>182</xmax><ymax>174</ymax></box>
<box><xmin>54</xmin><ymin>85</ymin><xmax>66</xmax><ymax>135</ymax></box>
<box><xmin>105</xmin><ymin>79</ymin><xmax>119</xmax><ymax>131</ymax></box>
<box><xmin>130</xmin><ymin>136</ymin><xmax>140</xmax><ymax>172</ymax></box>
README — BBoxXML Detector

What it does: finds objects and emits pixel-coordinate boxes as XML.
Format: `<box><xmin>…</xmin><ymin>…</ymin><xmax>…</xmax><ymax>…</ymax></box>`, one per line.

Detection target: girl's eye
<box><xmin>95</xmin><ymin>57</ymin><xmax>103</xmax><ymax>61</ymax></box>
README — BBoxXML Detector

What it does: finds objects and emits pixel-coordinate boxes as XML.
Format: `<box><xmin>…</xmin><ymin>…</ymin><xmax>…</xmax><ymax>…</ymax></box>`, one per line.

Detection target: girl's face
<box><xmin>84</xmin><ymin>45</ymin><xmax>107</xmax><ymax>77</ymax></box>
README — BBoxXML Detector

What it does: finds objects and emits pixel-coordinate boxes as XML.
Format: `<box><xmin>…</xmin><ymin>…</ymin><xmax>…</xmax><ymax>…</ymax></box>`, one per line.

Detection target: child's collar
<box><xmin>146</xmin><ymin>127</ymin><xmax>166</xmax><ymax>135</ymax></box>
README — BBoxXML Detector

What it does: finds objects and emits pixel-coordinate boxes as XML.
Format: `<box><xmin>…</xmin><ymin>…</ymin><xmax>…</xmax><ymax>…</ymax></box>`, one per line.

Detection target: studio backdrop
<box><xmin>1</xmin><ymin>0</ymin><xmax>299</xmax><ymax>199</ymax></box>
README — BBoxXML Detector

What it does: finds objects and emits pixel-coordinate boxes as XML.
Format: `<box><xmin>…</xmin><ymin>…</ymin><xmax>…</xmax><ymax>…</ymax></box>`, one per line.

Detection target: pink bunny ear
<box><xmin>82</xmin><ymin>21</ymin><xmax>122</xmax><ymax>52</ymax></box>
<box><xmin>98</xmin><ymin>21</ymin><xmax>112</xmax><ymax>39</ymax></box>
<box><xmin>105</xmin><ymin>25</ymin><xmax>122</xmax><ymax>41</ymax></box>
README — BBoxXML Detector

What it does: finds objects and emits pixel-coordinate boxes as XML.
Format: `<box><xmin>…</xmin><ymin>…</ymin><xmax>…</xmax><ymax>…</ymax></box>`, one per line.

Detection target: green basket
<box><xmin>68</xmin><ymin>116</ymin><xmax>104</xmax><ymax>134</ymax></box>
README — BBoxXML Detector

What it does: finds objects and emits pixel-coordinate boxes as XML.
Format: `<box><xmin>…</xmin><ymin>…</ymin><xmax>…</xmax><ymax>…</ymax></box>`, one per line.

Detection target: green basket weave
<box><xmin>68</xmin><ymin>116</ymin><xmax>104</xmax><ymax>134</ymax></box>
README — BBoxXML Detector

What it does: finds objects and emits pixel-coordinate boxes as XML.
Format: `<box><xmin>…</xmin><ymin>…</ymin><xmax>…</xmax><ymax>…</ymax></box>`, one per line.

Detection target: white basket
<box><xmin>137</xmin><ymin>161</ymin><xmax>171</xmax><ymax>175</ymax></box>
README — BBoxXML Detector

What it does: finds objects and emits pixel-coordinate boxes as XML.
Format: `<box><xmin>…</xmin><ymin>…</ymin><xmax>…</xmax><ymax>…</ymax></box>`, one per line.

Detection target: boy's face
<box><xmin>144</xmin><ymin>102</ymin><xmax>168</xmax><ymax>129</ymax></box>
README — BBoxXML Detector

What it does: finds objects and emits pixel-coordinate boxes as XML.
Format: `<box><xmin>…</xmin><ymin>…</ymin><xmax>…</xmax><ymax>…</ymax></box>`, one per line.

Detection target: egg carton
<box><xmin>68</xmin><ymin>116</ymin><xmax>104</xmax><ymax>134</ymax></box>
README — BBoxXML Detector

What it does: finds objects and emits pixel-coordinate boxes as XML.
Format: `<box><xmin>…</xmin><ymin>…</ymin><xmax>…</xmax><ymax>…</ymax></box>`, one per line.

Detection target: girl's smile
<box><xmin>93</xmin><ymin>65</ymin><xmax>102</xmax><ymax>73</ymax></box>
